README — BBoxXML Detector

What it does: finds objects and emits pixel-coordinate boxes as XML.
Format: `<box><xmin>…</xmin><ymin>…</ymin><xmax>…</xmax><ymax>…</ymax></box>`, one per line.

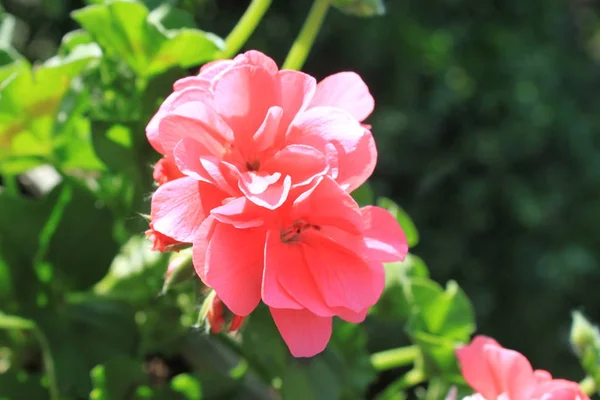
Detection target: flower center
<box><xmin>280</xmin><ymin>220</ymin><xmax>321</xmax><ymax>243</ymax></box>
<box><xmin>245</xmin><ymin>160</ymin><xmax>260</xmax><ymax>171</ymax></box>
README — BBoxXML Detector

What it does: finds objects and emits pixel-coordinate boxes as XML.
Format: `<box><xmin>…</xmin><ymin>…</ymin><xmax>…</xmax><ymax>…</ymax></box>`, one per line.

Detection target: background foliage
<box><xmin>1</xmin><ymin>0</ymin><xmax>600</xmax><ymax>398</ymax></box>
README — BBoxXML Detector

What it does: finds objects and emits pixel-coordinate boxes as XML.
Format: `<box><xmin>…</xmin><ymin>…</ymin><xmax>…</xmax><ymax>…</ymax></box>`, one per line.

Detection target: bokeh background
<box><xmin>3</xmin><ymin>0</ymin><xmax>600</xmax><ymax>394</ymax></box>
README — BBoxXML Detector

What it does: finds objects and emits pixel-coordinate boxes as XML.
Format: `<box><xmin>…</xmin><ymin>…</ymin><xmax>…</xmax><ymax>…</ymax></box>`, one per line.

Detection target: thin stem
<box><xmin>220</xmin><ymin>0</ymin><xmax>272</xmax><ymax>59</ymax></box>
<box><xmin>371</xmin><ymin>345</ymin><xmax>420</xmax><ymax>371</ymax></box>
<box><xmin>2</xmin><ymin>174</ymin><xmax>19</xmax><ymax>195</ymax></box>
<box><xmin>580</xmin><ymin>376</ymin><xmax>596</xmax><ymax>397</ymax></box>
<box><xmin>282</xmin><ymin>0</ymin><xmax>331</xmax><ymax>70</ymax></box>
<box><xmin>35</xmin><ymin>327</ymin><xmax>60</xmax><ymax>400</ymax></box>
<box><xmin>376</xmin><ymin>368</ymin><xmax>426</xmax><ymax>400</ymax></box>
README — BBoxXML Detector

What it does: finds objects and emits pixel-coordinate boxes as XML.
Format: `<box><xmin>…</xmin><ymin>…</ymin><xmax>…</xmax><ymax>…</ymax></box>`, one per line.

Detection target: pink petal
<box><xmin>302</xmin><ymin>232</ymin><xmax>381</xmax><ymax>312</ymax></box>
<box><xmin>263</xmin><ymin>230</ymin><xmax>333</xmax><ymax>316</ymax></box>
<box><xmin>483</xmin><ymin>344</ymin><xmax>536</xmax><ymax>400</ymax></box>
<box><xmin>270</xmin><ymin>307</ymin><xmax>332</xmax><ymax>358</ymax></box>
<box><xmin>293</xmin><ymin>176</ymin><xmax>362</xmax><ymax>234</ymax></box>
<box><xmin>238</xmin><ymin>172</ymin><xmax>291</xmax><ymax>210</ymax></box>
<box><xmin>204</xmin><ymin>222</ymin><xmax>265</xmax><ymax>316</ymax></box>
<box><xmin>262</xmin><ymin>144</ymin><xmax>328</xmax><ymax>187</ymax></box>
<box><xmin>309</xmin><ymin>72</ymin><xmax>374</xmax><ymax>122</ymax></box>
<box><xmin>334</xmin><ymin>306</ymin><xmax>369</xmax><ymax>323</ymax></box>
<box><xmin>212</xmin><ymin>64</ymin><xmax>279</xmax><ymax>145</ymax></box>
<box><xmin>151</xmin><ymin>177</ymin><xmax>226</xmax><ymax>243</ymax></box>
<box><xmin>251</xmin><ymin>106</ymin><xmax>284</xmax><ymax>154</ymax></box>
<box><xmin>361</xmin><ymin>206</ymin><xmax>408</xmax><ymax>262</ymax></box>
<box><xmin>173</xmin><ymin>138</ymin><xmax>237</xmax><ymax>194</ymax></box>
<box><xmin>199</xmin><ymin>59</ymin><xmax>235</xmax><ymax>78</ymax></box>
<box><xmin>211</xmin><ymin>197</ymin><xmax>266</xmax><ymax>228</ymax></box>
<box><xmin>232</xmin><ymin>50</ymin><xmax>279</xmax><ymax>75</ymax></box>
<box><xmin>158</xmin><ymin>101</ymin><xmax>233</xmax><ymax>156</ymax></box>
<box><xmin>192</xmin><ymin>215</ymin><xmax>216</xmax><ymax>282</ymax></box>
<box><xmin>146</xmin><ymin>87</ymin><xmax>210</xmax><ymax>154</ymax></box>
<box><xmin>287</xmin><ymin>106</ymin><xmax>377</xmax><ymax>192</ymax></box>
<box><xmin>278</xmin><ymin>70</ymin><xmax>317</xmax><ymax>130</ymax></box>
<box><xmin>172</xmin><ymin>76</ymin><xmax>210</xmax><ymax>92</ymax></box>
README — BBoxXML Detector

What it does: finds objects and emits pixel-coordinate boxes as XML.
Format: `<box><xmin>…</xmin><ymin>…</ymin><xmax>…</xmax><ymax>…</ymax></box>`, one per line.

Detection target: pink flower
<box><xmin>457</xmin><ymin>335</ymin><xmax>589</xmax><ymax>400</ymax></box>
<box><xmin>145</xmin><ymin>222</ymin><xmax>183</xmax><ymax>252</ymax></box>
<box><xmin>147</xmin><ymin>50</ymin><xmax>408</xmax><ymax>356</ymax></box>
<box><xmin>192</xmin><ymin>176</ymin><xmax>408</xmax><ymax>356</ymax></box>
<box><xmin>147</xmin><ymin>50</ymin><xmax>376</xmax><ymax>211</ymax></box>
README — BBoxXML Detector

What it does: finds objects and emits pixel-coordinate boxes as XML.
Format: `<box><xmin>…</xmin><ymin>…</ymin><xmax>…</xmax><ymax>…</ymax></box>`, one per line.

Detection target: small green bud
<box><xmin>161</xmin><ymin>250</ymin><xmax>195</xmax><ymax>294</ymax></box>
<box><xmin>570</xmin><ymin>311</ymin><xmax>600</xmax><ymax>355</ymax></box>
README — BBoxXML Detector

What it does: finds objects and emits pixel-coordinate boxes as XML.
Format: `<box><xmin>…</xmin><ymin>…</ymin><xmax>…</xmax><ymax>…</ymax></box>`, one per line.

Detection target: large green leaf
<box><xmin>282</xmin><ymin>359</ymin><xmax>341</xmax><ymax>400</ymax></box>
<box><xmin>0</xmin><ymin>371</ymin><xmax>49</xmax><ymax>399</ymax></box>
<box><xmin>90</xmin><ymin>356</ymin><xmax>148</xmax><ymax>400</ymax></box>
<box><xmin>0</xmin><ymin>44</ymin><xmax>101</xmax><ymax>174</ymax></box>
<box><xmin>72</xmin><ymin>0</ymin><xmax>223</xmax><ymax>78</ymax></box>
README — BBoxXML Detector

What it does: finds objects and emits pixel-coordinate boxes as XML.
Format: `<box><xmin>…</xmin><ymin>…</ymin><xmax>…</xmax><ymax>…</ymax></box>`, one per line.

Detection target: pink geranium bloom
<box><xmin>191</xmin><ymin>176</ymin><xmax>408</xmax><ymax>357</ymax></box>
<box><xmin>456</xmin><ymin>335</ymin><xmax>589</xmax><ymax>400</ymax></box>
<box><xmin>147</xmin><ymin>50</ymin><xmax>376</xmax><ymax>212</ymax></box>
<box><xmin>147</xmin><ymin>50</ymin><xmax>408</xmax><ymax>356</ymax></box>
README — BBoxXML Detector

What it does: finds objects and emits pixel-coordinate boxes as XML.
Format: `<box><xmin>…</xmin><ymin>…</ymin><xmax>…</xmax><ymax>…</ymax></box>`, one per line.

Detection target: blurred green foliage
<box><xmin>0</xmin><ymin>0</ymin><xmax>599</xmax><ymax>398</ymax></box>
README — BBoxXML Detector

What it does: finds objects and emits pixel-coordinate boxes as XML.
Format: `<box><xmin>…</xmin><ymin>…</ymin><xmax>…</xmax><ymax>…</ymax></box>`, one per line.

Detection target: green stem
<box><xmin>282</xmin><ymin>0</ymin><xmax>331</xmax><ymax>70</ymax></box>
<box><xmin>580</xmin><ymin>376</ymin><xmax>596</xmax><ymax>397</ymax></box>
<box><xmin>34</xmin><ymin>327</ymin><xmax>60</xmax><ymax>400</ymax></box>
<box><xmin>2</xmin><ymin>174</ymin><xmax>19</xmax><ymax>195</ymax></box>
<box><xmin>220</xmin><ymin>0</ymin><xmax>272</xmax><ymax>59</ymax></box>
<box><xmin>376</xmin><ymin>368</ymin><xmax>426</xmax><ymax>400</ymax></box>
<box><xmin>371</xmin><ymin>345</ymin><xmax>420</xmax><ymax>371</ymax></box>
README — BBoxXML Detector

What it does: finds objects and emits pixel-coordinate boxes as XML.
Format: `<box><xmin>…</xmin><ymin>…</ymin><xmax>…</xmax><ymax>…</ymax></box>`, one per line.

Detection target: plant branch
<box><xmin>221</xmin><ymin>0</ymin><xmax>272</xmax><ymax>59</ymax></box>
<box><xmin>371</xmin><ymin>345</ymin><xmax>420</xmax><ymax>371</ymax></box>
<box><xmin>282</xmin><ymin>0</ymin><xmax>331</xmax><ymax>70</ymax></box>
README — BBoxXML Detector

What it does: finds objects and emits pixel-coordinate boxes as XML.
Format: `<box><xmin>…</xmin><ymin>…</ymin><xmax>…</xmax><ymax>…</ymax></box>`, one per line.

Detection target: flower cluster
<box><xmin>145</xmin><ymin>50</ymin><xmax>408</xmax><ymax>357</ymax></box>
<box><xmin>455</xmin><ymin>336</ymin><xmax>589</xmax><ymax>400</ymax></box>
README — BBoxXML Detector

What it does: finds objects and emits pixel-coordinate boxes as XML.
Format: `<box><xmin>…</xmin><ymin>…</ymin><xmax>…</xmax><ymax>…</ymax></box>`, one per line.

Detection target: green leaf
<box><xmin>35</xmin><ymin>296</ymin><xmax>138</xmax><ymax>398</ymax></box>
<box><xmin>0</xmin><ymin>45</ymin><xmax>100</xmax><ymax>174</ymax></box>
<box><xmin>282</xmin><ymin>359</ymin><xmax>341</xmax><ymax>400</ymax></box>
<box><xmin>0</xmin><ymin>46</ymin><xmax>28</xmax><ymax>83</ymax></box>
<box><xmin>59</xmin><ymin>30</ymin><xmax>95</xmax><ymax>56</ymax></box>
<box><xmin>332</xmin><ymin>0</ymin><xmax>386</xmax><ymax>17</ymax></box>
<box><xmin>72</xmin><ymin>0</ymin><xmax>223</xmax><ymax>78</ymax></box>
<box><xmin>351</xmin><ymin>182</ymin><xmax>374</xmax><ymax>207</ymax></box>
<box><xmin>171</xmin><ymin>373</ymin><xmax>202</xmax><ymax>400</ymax></box>
<box><xmin>407</xmin><ymin>279</ymin><xmax>475</xmax><ymax>341</ymax></box>
<box><xmin>0</xmin><ymin>312</ymin><xmax>35</xmax><ymax>330</ymax></box>
<box><xmin>45</xmin><ymin>179</ymin><xmax>119</xmax><ymax>291</ymax></box>
<box><xmin>377</xmin><ymin>197</ymin><xmax>419</xmax><ymax>248</ymax></box>
<box><xmin>570</xmin><ymin>312</ymin><xmax>600</xmax><ymax>389</ymax></box>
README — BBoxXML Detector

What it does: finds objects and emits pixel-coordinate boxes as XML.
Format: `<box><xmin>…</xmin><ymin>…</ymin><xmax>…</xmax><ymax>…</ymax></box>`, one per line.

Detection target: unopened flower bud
<box><xmin>161</xmin><ymin>251</ymin><xmax>195</xmax><ymax>294</ymax></box>
<box><xmin>570</xmin><ymin>311</ymin><xmax>600</xmax><ymax>355</ymax></box>
<box><xmin>199</xmin><ymin>291</ymin><xmax>245</xmax><ymax>334</ymax></box>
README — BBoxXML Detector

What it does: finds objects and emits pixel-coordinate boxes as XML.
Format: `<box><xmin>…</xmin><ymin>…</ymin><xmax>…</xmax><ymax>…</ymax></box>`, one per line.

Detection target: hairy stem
<box><xmin>371</xmin><ymin>345</ymin><xmax>420</xmax><ymax>371</ymax></box>
<box><xmin>221</xmin><ymin>0</ymin><xmax>272</xmax><ymax>59</ymax></box>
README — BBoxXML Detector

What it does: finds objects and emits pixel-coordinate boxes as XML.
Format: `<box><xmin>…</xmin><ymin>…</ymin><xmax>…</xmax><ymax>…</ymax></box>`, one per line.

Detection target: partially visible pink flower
<box><xmin>153</xmin><ymin>157</ymin><xmax>184</xmax><ymax>186</ymax></box>
<box><xmin>457</xmin><ymin>335</ymin><xmax>589</xmax><ymax>400</ymax></box>
<box><xmin>194</xmin><ymin>176</ymin><xmax>408</xmax><ymax>357</ymax></box>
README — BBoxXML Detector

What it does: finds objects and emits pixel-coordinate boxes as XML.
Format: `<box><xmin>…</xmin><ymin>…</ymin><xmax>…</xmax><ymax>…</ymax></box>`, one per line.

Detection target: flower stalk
<box><xmin>221</xmin><ymin>0</ymin><xmax>273</xmax><ymax>59</ymax></box>
<box><xmin>370</xmin><ymin>345</ymin><xmax>420</xmax><ymax>371</ymax></box>
<box><xmin>282</xmin><ymin>0</ymin><xmax>331</xmax><ymax>70</ymax></box>
<box><xmin>580</xmin><ymin>376</ymin><xmax>596</xmax><ymax>397</ymax></box>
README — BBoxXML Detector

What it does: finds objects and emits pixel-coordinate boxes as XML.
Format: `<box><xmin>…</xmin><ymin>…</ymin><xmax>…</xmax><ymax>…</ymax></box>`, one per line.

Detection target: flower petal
<box><xmin>361</xmin><ymin>206</ymin><xmax>408</xmax><ymax>262</ymax></box>
<box><xmin>238</xmin><ymin>172</ymin><xmax>291</xmax><ymax>210</ymax></box>
<box><xmin>211</xmin><ymin>197</ymin><xmax>266</xmax><ymax>228</ymax></box>
<box><xmin>251</xmin><ymin>106</ymin><xmax>284</xmax><ymax>154</ymax></box>
<box><xmin>303</xmin><ymin>232</ymin><xmax>381</xmax><ymax>312</ymax></box>
<box><xmin>192</xmin><ymin>215</ymin><xmax>216</xmax><ymax>282</ymax></box>
<box><xmin>309</xmin><ymin>72</ymin><xmax>374</xmax><ymax>122</ymax></box>
<box><xmin>293</xmin><ymin>176</ymin><xmax>362</xmax><ymax>234</ymax></box>
<box><xmin>270</xmin><ymin>307</ymin><xmax>332</xmax><ymax>358</ymax></box>
<box><xmin>151</xmin><ymin>177</ymin><xmax>226</xmax><ymax>243</ymax></box>
<box><xmin>262</xmin><ymin>144</ymin><xmax>328</xmax><ymax>187</ymax></box>
<box><xmin>263</xmin><ymin>230</ymin><xmax>333</xmax><ymax>315</ymax></box>
<box><xmin>212</xmin><ymin>64</ymin><xmax>279</xmax><ymax>145</ymax></box>
<box><xmin>287</xmin><ymin>106</ymin><xmax>376</xmax><ymax>192</ymax></box>
<box><xmin>278</xmin><ymin>70</ymin><xmax>317</xmax><ymax>130</ymax></box>
<box><xmin>205</xmin><ymin>222</ymin><xmax>265</xmax><ymax>316</ymax></box>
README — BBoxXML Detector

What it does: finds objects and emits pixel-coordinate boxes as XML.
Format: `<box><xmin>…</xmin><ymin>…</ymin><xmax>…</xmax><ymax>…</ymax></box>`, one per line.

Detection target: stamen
<box><xmin>280</xmin><ymin>220</ymin><xmax>321</xmax><ymax>243</ymax></box>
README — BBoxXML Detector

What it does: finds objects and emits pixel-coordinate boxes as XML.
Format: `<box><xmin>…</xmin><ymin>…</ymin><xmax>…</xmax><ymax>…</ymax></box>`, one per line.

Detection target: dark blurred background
<box><xmin>5</xmin><ymin>0</ymin><xmax>600</xmax><ymax>380</ymax></box>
